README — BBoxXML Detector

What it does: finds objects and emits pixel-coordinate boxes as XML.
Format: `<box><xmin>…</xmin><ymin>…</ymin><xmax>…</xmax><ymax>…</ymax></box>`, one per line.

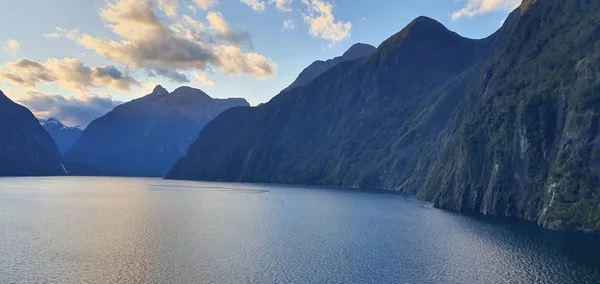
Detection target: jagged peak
<box><xmin>151</xmin><ymin>85</ymin><xmax>169</xmax><ymax>96</ymax></box>
<box><xmin>43</xmin><ymin>117</ymin><xmax>62</xmax><ymax>125</ymax></box>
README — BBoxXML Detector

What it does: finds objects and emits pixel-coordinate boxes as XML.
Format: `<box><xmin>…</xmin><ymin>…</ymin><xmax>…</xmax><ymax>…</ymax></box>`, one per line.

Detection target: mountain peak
<box><xmin>41</xmin><ymin>117</ymin><xmax>62</xmax><ymax>126</ymax></box>
<box><xmin>171</xmin><ymin>86</ymin><xmax>212</xmax><ymax>99</ymax></box>
<box><xmin>377</xmin><ymin>15</ymin><xmax>458</xmax><ymax>55</ymax></box>
<box><xmin>284</xmin><ymin>42</ymin><xmax>376</xmax><ymax>91</ymax></box>
<box><xmin>405</xmin><ymin>16</ymin><xmax>449</xmax><ymax>36</ymax></box>
<box><xmin>152</xmin><ymin>85</ymin><xmax>169</xmax><ymax>96</ymax></box>
<box><xmin>342</xmin><ymin>43</ymin><xmax>377</xmax><ymax>60</ymax></box>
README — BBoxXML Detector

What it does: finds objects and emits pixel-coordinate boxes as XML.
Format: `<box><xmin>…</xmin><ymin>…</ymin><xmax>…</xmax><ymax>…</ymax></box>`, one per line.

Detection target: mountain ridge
<box><xmin>166</xmin><ymin>11</ymin><xmax>516</xmax><ymax>183</ymax></box>
<box><xmin>167</xmin><ymin>0</ymin><xmax>600</xmax><ymax>232</ymax></box>
<box><xmin>283</xmin><ymin>43</ymin><xmax>376</xmax><ymax>92</ymax></box>
<box><xmin>65</xmin><ymin>86</ymin><xmax>250</xmax><ymax>177</ymax></box>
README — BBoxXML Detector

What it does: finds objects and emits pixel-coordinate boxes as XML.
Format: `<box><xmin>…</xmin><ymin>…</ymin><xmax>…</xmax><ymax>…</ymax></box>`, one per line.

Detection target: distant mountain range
<box><xmin>167</xmin><ymin>0</ymin><xmax>600</xmax><ymax>232</ymax></box>
<box><xmin>39</xmin><ymin>118</ymin><xmax>83</xmax><ymax>154</ymax></box>
<box><xmin>64</xmin><ymin>86</ymin><xmax>249</xmax><ymax>177</ymax></box>
<box><xmin>0</xmin><ymin>91</ymin><xmax>65</xmax><ymax>176</ymax></box>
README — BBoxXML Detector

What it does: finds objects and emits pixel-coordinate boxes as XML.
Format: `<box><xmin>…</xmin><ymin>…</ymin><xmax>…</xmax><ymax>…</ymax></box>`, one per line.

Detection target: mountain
<box><xmin>64</xmin><ymin>86</ymin><xmax>249</xmax><ymax>177</ymax></box>
<box><xmin>284</xmin><ymin>43</ymin><xmax>376</xmax><ymax>91</ymax></box>
<box><xmin>0</xmin><ymin>91</ymin><xmax>65</xmax><ymax>176</ymax></box>
<box><xmin>39</xmin><ymin>118</ymin><xmax>83</xmax><ymax>154</ymax></box>
<box><xmin>423</xmin><ymin>0</ymin><xmax>600</xmax><ymax>232</ymax></box>
<box><xmin>166</xmin><ymin>14</ymin><xmax>506</xmax><ymax>184</ymax></box>
<box><xmin>167</xmin><ymin>0</ymin><xmax>600</xmax><ymax>232</ymax></box>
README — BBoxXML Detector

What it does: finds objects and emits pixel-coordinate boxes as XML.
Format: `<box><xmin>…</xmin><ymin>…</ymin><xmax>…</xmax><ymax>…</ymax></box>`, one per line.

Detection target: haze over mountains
<box><xmin>64</xmin><ymin>86</ymin><xmax>249</xmax><ymax>177</ymax></box>
<box><xmin>0</xmin><ymin>91</ymin><xmax>64</xmax><ymax>176</ymax></box>
<box><xmin>39</xmin><ymin>118</ymin><xmax>83</xmax><ymax>154</ymax></box>
<box><xmin>168</xmin><ymin>0</ymin><xmax>600</xmax><ymax>232</ymax></box>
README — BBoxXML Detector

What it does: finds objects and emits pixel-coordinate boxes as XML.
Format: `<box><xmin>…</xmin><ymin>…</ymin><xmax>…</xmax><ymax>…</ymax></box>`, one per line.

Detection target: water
<box><xmin>1</xmin><ymin>177</ymin><xmax>599</xmax><ymax>284</ymax></box>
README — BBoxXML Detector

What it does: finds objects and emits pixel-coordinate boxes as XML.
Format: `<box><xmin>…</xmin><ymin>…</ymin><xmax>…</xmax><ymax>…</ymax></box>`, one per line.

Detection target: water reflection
<box><xmin>0</xmin><ymin>177</ymin><xmax>598</xmax><ymax>284</ymax></box>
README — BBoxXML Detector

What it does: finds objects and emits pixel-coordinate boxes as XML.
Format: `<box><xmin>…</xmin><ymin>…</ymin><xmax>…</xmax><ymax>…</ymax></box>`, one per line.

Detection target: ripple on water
<box><xmin>0</xmin><ymin>176</ymin><xmax>599</xmax><ymax>284</ymax></box>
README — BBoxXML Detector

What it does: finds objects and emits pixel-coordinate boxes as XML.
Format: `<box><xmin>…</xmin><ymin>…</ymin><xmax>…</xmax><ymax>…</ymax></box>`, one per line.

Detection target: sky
<box><xmin>0</xmin><ymin>0</ymin><xmax>520</xmax><ymax>127</ymax></box>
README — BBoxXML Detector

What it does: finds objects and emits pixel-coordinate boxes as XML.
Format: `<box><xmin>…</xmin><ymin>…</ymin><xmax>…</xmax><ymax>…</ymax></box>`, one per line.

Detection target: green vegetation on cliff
<box><xmin>168</xmin><ymin>0</ymin><xmax>600</xmax><ymax>232</ymax></box>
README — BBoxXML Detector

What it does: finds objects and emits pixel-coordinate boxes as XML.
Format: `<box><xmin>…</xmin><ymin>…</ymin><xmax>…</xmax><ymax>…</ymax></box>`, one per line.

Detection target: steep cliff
<box><xmin>166</xmin><ymin>15</ymin><xmax>513</xmax><ymax>185</ymax></box>
<box><xmin>425</xmin><ymin>0</ymin><xmax>600</xmax><ymax>231</ymax></box>
<box><xmin>167</xmin><ymin>0</ymin><xmax>600</xmax><ymax>232</ymax></box>
<box><xmin>0</xmin><ymin>91</ymin><xmax>65</xmax><ymax>176</ymax></box>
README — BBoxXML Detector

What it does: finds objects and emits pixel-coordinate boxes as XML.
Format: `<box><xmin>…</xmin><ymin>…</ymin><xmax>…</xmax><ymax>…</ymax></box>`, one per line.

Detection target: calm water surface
<box><xmin>1</xmin><ymin>177</ymin><xmax>599</xmax><ymax>283</ymax></box>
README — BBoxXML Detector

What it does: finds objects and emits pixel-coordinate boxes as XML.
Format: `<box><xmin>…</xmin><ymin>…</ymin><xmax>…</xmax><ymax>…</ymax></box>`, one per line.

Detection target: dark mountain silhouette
<box><xmin>0</xmin><ymin>90</ymin><xmax>65</xmax><ymax>176</ymax></box>
<box><xmin>64</xmin><ymin>86</ymin><xmax>249</xmax><ymax>177</ymax></box>
<box><xmin>39</xmin><ymin>118</ymin><xmax>83</xmax><ymax>154</ymax></box>
<box><xmin>167</xmin><ymin>0</ymin><xmax>600</xmax><ymax>232</ymax></box>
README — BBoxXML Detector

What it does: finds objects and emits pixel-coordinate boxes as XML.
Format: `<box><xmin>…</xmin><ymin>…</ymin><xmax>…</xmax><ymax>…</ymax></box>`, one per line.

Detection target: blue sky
<box><xmin>0</xmin><ymin>0</ymin><xmax>520</xmax><ymax>126</ymax></box>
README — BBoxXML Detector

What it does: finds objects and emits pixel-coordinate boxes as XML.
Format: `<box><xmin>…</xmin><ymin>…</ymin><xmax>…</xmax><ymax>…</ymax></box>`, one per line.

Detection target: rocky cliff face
<box><xmin>425</xmin><ymin>0</ymin><xmax>600</xmax><ymax>232</ymax></box>
<box><xmin>39</xmin><ymin>118</ymin><xmax>83</xmax><ymax>154</ymax></box>
<box><xmin>65</xmin><ymin>86</ymin><xmax>249</xmax><ymax>177</ymax></box>
<box><xmin>167</xmin><ymin>0</ymin><xmax>600</xmax><ymax>232</ymax></box>
<box><xmin>0</xmin><ymin>91</ymin><xmax>65</xmax><ymax>176</ymax></box>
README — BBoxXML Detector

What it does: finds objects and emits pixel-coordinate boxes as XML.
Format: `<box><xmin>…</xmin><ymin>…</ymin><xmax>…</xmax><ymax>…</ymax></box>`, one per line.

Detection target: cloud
<box><xmin>282</xmin><ymin>19</ymin><xmax>295</xmax><ymax>30</ymax></box>
<box><xmin>240</xmin><ymin>0</ymin><xmax>292</xmax><ymax>12</ymax></box>
<box><xmin>213</xmin><ymin>45</ymin><xmax>277</xmax><ymax>77</ymax></box>
<box><xmin>270</xmin><ymin>0</ymin><xmax>293</xmax><ymax>12</ymax></box>
<box><xmin>187</xmin><ymin>4</ymin><xmax>197</xmax><ymax>14</ymax></box>
<box><xmin>4</xmin><ymin>39</ymin><xmax>20</xmax><ymax>54</ymax></box>
<box><xmin>147</xmin><ymin>67</ymin><xmax>190</xmax><ymax>83</ymax></box>
<box><xmin>13</xmin><ymin>91</ymin><xmax>122</xmax><ymax>127</ymax></box>
<box><xmin>157</xmin><ymin>0</ymin><xmax>179</xmax><ymax>17</ymax></box>
<box><xmin>452</xmin><ymin>0</ymin><xmax>521</xmax><ymax>20</ymax></box>
<box><xmin>207</xmin><ymin>12</ymin><xmax>230</xmax><ymax>35</ymax></box>
<box><xmin>301</xmin><ymin>0</ymin><xmax>351</xmax><ymax>45</ymax></box>
<box><xmin>0</xmin><ymin>57</ymin><xmax>140</xmax><ymax>92</ymax></box>
<box><xmin>206</xmin><ymin>12</ymin><xmax>252</xmax><ymax>45</ymax></box>
<box><xmin>193</xmin><ymin>0</ymin><xmax>219</xmax><ymax>10</ymax></box>
<box><xmin>240</xmin><ymin>0</ymin><xmax>266</xmax><ymax>11</ymax></box>
<box><xmin>43</xmin><ymin>33</ymin><xmax>60</xmax><ymax>39</ymax></box>
<box><xmin>193</xmin><ymin>72</ymin><xmax>215</xmax><ymax>86</ymax></box>
<box><xmin>68</xmin><ymin>0</ymin><xmax>275</xmax><ymax>80</ymax></box>
<box><xmin>42</xmin><ymin>27</ymin><xmax>69</xmax><ymax>40</ymax></box>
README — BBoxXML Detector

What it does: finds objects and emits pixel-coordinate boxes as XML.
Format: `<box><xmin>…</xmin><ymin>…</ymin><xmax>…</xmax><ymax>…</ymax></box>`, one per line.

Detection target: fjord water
<box><xmin>1</xmin><ymin>177</ymin><xmax>599</xmax><ymax>284</ymax></box>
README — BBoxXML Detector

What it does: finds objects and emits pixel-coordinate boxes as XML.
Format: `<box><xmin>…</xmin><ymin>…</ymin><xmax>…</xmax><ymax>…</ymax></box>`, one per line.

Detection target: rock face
<box><xmin>284</xmin><ymin>43</ymin><xmax>376</xmax><ymax>91</ymax></box>
<box><xmin>425</xmin><ymin>0</ymin><xmax>600</xmax><ymax>232</ymax></box>
<box><xmin>0</xmin><ymin>91</ymin><xmax>65</xmax><ymax>176</ymax></box>
<box><xmin>65</xmin><ymin>86</ymin><xmax>249</xmax><ymax>177</ymax></box>
<box><xmin>39</xmin><ymin>118</ymin><xmax>83</xmax><ymax>154</ymax></box>
<box><xmin>168</xmin><ymin>0</ymin><xmax>600</xmax><ymax>232</ymax></box>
